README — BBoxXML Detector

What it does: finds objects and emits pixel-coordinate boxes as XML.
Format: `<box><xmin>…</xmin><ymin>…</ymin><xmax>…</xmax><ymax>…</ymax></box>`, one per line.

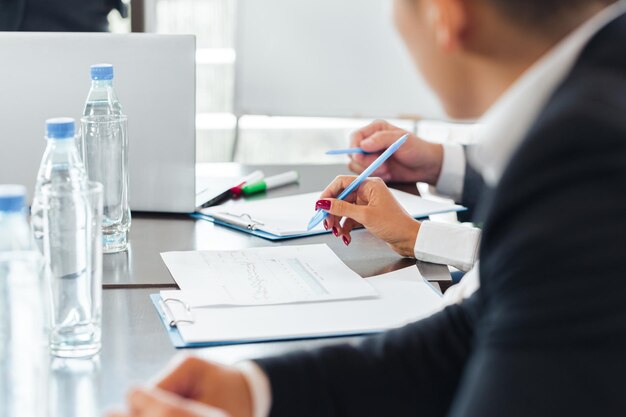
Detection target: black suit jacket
<box><xmin>255</xmin><ymin>13</ymin><xmax>626</xmax><ymax>417</ymax></box>
<box><xmin>0</xmin><ymin>0</ymin><xmax>125</xmax><ymax>31</ymax></box>
<box><xmin>458</xmin><ymin>152</ymin><xmax>485</xmax><ymax>222</ymax></box>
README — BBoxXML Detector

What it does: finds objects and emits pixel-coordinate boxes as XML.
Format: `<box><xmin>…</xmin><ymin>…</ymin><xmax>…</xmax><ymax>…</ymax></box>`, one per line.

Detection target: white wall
<box><xmin>235</xmin><ymin>0</ymin><xmax>445</xmax><ymax>119</ymax></box>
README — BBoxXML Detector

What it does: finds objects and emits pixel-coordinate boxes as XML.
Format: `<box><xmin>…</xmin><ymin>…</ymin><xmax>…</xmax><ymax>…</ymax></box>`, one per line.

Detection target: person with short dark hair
<box><xmin>0</xmin><ymin>0</ymin><xmax>127</xmax><ymax>32</ymax></box>
<box><xmin>110</xmin><ymin>0</ymin><xmax>626</xmax><ymax>416</ymax></box>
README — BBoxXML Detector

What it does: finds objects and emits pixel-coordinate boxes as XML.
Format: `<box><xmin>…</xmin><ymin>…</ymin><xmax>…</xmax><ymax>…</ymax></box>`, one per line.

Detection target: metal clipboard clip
<box><xmin>211</xmin><ymin>212</ymin><xmax>265</xmax><ymax>231</ymax></box>
<box><xmin>159</xmin><ymin>298</ymin><xmax>195</xmax><ymax>328</ymax></box>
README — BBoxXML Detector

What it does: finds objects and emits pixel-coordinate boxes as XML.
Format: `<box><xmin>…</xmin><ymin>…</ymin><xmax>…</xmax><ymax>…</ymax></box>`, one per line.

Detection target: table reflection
<box><xmin>49</xmin><ymin>356</ymin><xmax>100</xmax><ymax>417</ymax></box>
<box><xmin>103</xmin><ymin>246</ymin><xmax>132</xmax><ymax>287</ymax></box>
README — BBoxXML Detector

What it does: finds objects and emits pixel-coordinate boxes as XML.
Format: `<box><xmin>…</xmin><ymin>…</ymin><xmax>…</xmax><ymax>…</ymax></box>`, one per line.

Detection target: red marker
<box><xmin>230</xmin><ymin>170</ymin><xmax>264</xmax><ymax>195</ymax></box>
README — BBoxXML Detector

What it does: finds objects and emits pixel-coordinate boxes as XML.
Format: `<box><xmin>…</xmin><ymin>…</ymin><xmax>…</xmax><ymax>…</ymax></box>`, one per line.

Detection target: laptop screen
<box><xmin>0</xmin><ymin>33</ymin><xmax>196</xmax><ymax>213</ymax></box>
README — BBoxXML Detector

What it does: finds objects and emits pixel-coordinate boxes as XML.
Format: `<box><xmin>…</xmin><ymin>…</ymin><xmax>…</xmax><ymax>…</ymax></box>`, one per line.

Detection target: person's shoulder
<box><xmin>527</xmin><ymin>12</ymin><xmax>626</xmax><ymax>150</ymax></box>
<box><xmin>485</xmin><ymin>48</ymin><xmax>626</xmax><ymax>228</ymax></box>
<box><xmin>548</xmin><ymin>68</ymin><xmax>626</xmax><ymax>131</ymax></box>
<box><xmin>515</xmin><ymin>54</ymin><xmax>626</xmax><ymax>172</ymax></box>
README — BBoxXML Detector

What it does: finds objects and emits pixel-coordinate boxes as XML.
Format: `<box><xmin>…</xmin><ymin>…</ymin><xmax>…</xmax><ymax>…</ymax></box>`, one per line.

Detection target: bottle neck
<box><xmin>0</xmin><ymin>210</ymin><xmax>27</xmax><ymax>226</ymax></box>
<box><xmin>46</xmin><ymin>137</ymin><xmax>78</xmax><ymax>149</ymax></box>
<box><xmin>91</xmin><ymin>79</ymin><xmax>114</xmax><ymax>89</ymax></box>
<box><xmin>0</xmin><ymin>210</ymin><xmax>32</xmax><ymax>252</ymax></box>
<box><xmin>44</xmin><ymin>137</ymin><xmax>83</xmax><ymax>164</ymax></box>
<box><xmin>85</xmin><ymin>79</ymin><xmax>123</xmax><ymax>115</ymax></box>
<box><xmin>36</xmin><ymin>136</ymin><xmax>87</xmax><ymax>192</ymax></box>
<box><xmin>0</xmin><ymin>210</ymin><xmax>26</xmax><ymax>219</ymax></box>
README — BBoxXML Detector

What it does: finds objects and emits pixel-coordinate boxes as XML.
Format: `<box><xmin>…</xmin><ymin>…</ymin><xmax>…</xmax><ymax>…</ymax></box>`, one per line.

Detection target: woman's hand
<box><xmin>317</xmin><ymin>176</ymin><xmax>420</xmax><ymax>257</ymax></box>
<box><xmin>108</xmin><ymin>356</ymin><xmax>253</xmax><ymax>417</ymax></box>
<box><xmin>349</xmin><ymin>120</ymin><xmax>444</xmax><ymax>185</ymax></box>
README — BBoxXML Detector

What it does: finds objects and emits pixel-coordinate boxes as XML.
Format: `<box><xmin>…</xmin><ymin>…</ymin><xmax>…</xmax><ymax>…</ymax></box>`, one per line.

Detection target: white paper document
<box><xmin>199</xmin><ymin>190</ymin><xmax>464</xmax><ymax>237</ymax></box>
<box><xmin>160</xmin><ymin>244</ymin><xmax>377</xmax><ymax>306</ymax></box>
<box><xmin>158</xmin><ymin>266</ymin><xmax>444</xmax><ymax>345</ymax></box>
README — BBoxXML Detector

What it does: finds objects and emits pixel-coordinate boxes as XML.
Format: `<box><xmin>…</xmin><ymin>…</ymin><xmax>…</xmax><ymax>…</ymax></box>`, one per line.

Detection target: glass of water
<box><xmin>80</xmin><ymin>115</ymin><xmax>131</xmax><ymax>253</ymax></box>
<box><xmin>42</xmin><ymin>182</ymin><xmax>103</xmax><ymax>358</ymax></box>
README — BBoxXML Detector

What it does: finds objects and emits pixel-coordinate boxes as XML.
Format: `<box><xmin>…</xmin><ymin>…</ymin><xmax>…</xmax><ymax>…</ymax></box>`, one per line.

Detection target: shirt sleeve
<box><xmin>236</xmin><ymin>361</ymin><xmax>272</xmax><ymax>417</ymax></box>
<box><xmin>414</xmin><ymin>221</ymin><xmax>481</xmax><ymax>272</ymax></box>
<box><xmin>442</xmin><ymin>263</ymin><xmax>481</xmax><ymax>305</ymax></box>
<box><xmin>434</xmin><ymin>143</ymin><xmax>466</xmax><ymax>202</ymax></box>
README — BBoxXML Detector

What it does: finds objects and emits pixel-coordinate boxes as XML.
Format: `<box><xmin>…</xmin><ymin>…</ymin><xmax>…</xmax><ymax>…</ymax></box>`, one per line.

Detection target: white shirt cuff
<box><xmin>414</xmin><ymin>221</ymin><xmax>481</xmax><ymax>272</ymax></box>
<box><xmin>442</xmin><ymin>263</ymin><xmax>481</xmax><ymax>306</ymax></box>
<box><xmin>236</xmin><ymin>361</ymin><xmax>272</xmax><ymax>417</ymax></box>
<box><xmin>434</xmin><ymin>143</ymin><xmax>466</xmax><ymax>202</ymax></box>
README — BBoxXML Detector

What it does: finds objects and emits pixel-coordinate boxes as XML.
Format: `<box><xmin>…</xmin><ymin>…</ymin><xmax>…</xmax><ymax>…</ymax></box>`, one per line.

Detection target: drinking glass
<box><xmin>43</xmin><ymin>182</ymin><xmax>103</xmax><ymax>358</ymax></box>
<box><xmin>80</xmin><ymin>115</ymin><xmax>131</xmax><ymax>253</ymax></box>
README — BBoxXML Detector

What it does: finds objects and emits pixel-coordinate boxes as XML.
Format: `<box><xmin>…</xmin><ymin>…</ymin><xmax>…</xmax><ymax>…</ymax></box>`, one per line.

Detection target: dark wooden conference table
<box><xmin>51</xmin><ymin>163</ymin><xmax>452</xmax><ymax>416</ymax></box>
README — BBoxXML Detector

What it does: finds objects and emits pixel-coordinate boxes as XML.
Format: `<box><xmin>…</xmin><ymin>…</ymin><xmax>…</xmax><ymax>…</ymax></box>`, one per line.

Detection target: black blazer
<box><xmin>458</xmin><ymin>152</ymin><xmax>485</xmax><ymax>222</ymax></box>
<box><xmin>255</xmin><ymin>13</ymin><xmax>626</xmax><ymax>417</ymax></box>
<box><xmin>0</xmin><ymin>0</ymin><xmax>126</xmax><ymax>31</ymax></box>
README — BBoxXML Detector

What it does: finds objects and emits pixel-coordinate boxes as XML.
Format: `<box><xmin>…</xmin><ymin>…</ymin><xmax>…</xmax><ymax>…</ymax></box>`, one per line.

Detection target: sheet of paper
<box><xmin>199</xmin><ymin>189</ymin><xmax>463</xmax><ymax>236</ymax></box>
<box><xmin>159</xmin><ymin>266</ymin><xmax>444</xmax><ymax>345</ymax></box>
<box><xmin>161</xmin><ymin>244</ymin><xmax>377</xmax><ymax>306</ymax></box>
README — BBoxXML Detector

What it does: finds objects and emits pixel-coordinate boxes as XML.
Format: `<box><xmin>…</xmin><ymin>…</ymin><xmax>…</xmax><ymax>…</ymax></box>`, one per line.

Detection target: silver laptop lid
<box><xmin>0</xmin><ymin>32</ymin><xmax>196</xmax><ymax>213</ymax></box>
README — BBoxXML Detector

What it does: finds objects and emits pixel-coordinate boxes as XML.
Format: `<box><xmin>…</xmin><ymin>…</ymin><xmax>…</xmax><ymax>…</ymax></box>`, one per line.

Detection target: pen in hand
<box><xmin>325</xmin><ymin>148</ymin><xmax>374</xmax><ymax>156</ymax></box>
<box><xmin>307</xmin><ymin>133</ymin><xmax>409</xmax><ymax>230</ymax></box>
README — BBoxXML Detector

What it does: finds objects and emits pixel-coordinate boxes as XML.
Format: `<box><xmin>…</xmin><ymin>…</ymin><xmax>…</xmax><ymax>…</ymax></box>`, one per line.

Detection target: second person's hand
<box><xmin>349</xmin><ymin>120</ymin><xmax>443</xmax><ymax>185</ymax></box>
<box><xmin>109</xmin><ymin>356</ymin><xmax>253</xmax><ymax>417</ymax></box>
<box><xmin>108</xmin><ymin>387</ymin><xmax>231</xmax><ymax>417</ymax></box>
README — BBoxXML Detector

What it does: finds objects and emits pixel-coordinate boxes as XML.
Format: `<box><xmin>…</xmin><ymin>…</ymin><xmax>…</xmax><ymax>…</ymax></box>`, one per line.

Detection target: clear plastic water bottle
<box><xmin>82</xmin><ymin>64</ymin><xmax>123</xmax><ymax>117</ymax></box>
<box><xmin>81</xmin><ymin>63</ymin><xmax>131</xmax><ymax>253</ymax></box>
<box><xmin>0</xmin><ymin>185</ymin><xmax>48</xmax><ymax>417</ymax></box>
<box><xmin>32</xmin><ymin>118</ymin><xmax>89</xmax><ymax>252</ymax></box>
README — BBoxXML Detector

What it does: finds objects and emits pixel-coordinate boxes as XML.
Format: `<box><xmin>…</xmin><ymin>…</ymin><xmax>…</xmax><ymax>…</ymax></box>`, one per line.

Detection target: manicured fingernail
<box><xmin>342</xmin><ymin>236</ymin><xmax>350</xmax><ymax>246</ymax></box>
<box><xmin>332</xmin><ymin>227</ymin><xmax>339</xmax><ymax>237</ymax></box>
<box><xmin>323</xmin><ymin>220</ymin><xmax>329</xmax><ymax>230</ymax></box>
<box><xmin>315</xmin><ymin>200</ymin><xmax>331</xmax><ymax>211</ymax></box>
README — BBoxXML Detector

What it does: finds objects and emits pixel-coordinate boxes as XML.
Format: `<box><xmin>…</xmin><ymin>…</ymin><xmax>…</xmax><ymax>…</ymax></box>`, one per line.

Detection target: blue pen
<box><xmin>307</xmin><ymin>133</ymin><xmax>409</xmax><ymax>231</ymax></box>
<box><xmin>325</xmin><ymin>148</ymin><xmax>374</xmax><ymax>155</ymax></box>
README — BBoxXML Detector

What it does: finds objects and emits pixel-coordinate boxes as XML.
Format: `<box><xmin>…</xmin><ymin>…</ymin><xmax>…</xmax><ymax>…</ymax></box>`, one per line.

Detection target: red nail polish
<box><xmin>332</xmin><ymin>227</ymin><xmax>339</xmax><ymax>237</ymax></box>
<box><xmin>323</xmin><ymin>220</ymin><xmax>329</xmax><ymax>230</ymax></box>
<box><xmin>315</xmin><ymin>200</ymin><xmax>331</xmax><ymax>211</ymax></box>
<box><xmin>342</xmin><ymin>236</ymin><xmax>350</xmax><ymax>246</ymax></box>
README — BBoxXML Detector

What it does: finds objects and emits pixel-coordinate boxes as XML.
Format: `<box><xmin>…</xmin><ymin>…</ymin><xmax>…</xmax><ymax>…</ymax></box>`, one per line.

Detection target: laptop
<box><xmin>0</xmin><ymin>32</ymin><xmax>203</xmax><ymax>213</ymax></box>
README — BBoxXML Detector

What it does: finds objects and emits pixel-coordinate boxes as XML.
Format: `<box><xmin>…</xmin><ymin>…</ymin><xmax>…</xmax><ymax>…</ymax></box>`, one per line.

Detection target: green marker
<box><xmin>242</xmin><ymin>171</ymin><xmax>299</xmax><ymax>195</ymax></box>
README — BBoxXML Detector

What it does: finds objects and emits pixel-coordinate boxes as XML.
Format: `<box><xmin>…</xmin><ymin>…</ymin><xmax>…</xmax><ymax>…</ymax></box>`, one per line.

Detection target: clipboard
<box><xmin>150</xmin><ymin>294</ymin><xmax>380</xmax><ymax>348</ymax></box>
<box><xmin>194</xmin><ymin>190</ymin><xmax>465</xmax><ymax>241</ymax></box>
<box><xmin>150</xmin><ymin>266</ymin><xmax>444</xmax><ymax>348</ymax></box>
<box><xmin>190</xmin><ymin>212</ymin><xmax>330</xmax><ymax>240</ymax></box>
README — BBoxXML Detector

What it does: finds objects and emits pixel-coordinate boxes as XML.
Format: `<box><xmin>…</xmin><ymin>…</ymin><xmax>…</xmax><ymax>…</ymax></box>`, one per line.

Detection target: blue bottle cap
<box><xmin>90</xmin><ymin>64</ymin><xmax>114</xmax><ymax>81</ymax></box>
<box><xmin>46</xmin><ymin>117</ymin><xmax>76</xmax><ymax>140</ymax></box>
<box><xmin>0</xmin><ymin>185</ymin><xmax>26</xmax><ymax>212</ymax></box>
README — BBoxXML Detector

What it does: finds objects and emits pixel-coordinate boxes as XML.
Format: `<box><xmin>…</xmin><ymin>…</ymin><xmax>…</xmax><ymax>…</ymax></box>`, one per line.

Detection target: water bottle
<box><xmin>81</xmin><ymin>63</ymin><xmax>131</xmax><ymax>253</ymax></box>
<box><xmin>32</xmin><ymin>118</ymin><xmax>89</xmax><ymax>252</ymax></box>
<box><xmin>82</xmin><ymin>64</ymin><xmax>123</xmax><ymax>117</ymax></box>
<box><xmin>0</xmin><ymin>185</ymin><xmax>48</xmax><ymax>417</ymax></box>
